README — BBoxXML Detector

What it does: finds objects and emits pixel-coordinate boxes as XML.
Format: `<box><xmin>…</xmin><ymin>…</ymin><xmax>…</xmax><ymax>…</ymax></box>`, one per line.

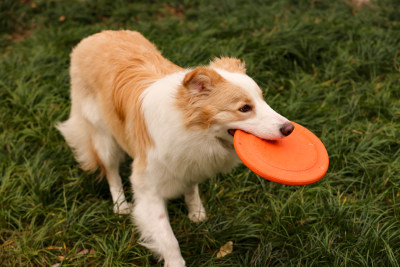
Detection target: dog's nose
<box><xmin>280</xmin><ymin>122</ymin><xmax>294</xmax><ymax>136</ymax></box>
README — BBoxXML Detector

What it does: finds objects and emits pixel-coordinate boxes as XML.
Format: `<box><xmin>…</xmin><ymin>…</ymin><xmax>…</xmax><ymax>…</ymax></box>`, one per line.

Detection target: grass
<box><xmin>1</xmin><ymin>0</ymin><xmax>400</xmax><ymax>266</ymax></box>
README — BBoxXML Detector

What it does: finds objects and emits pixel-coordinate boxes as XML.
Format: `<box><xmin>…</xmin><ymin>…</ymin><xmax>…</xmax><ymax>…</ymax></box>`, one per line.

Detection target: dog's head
<box><xmin>176</xmin><ymin>57</ymin><xmax>294</xmax><ymax>143</ymax></box>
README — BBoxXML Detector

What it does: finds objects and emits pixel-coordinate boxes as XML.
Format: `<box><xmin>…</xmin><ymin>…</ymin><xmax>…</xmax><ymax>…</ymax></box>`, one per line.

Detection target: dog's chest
<box><xmin>149</xmin><ymin>141</ymin><xmax>241</xmax><ymax>198</ymax></box>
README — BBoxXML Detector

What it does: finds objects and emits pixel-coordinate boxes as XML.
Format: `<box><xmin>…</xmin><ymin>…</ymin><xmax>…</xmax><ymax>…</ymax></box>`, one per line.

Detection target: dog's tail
<box><xmin>57</xmin><ymin>116</ymin><xmax>106</xmax><ymax>179</ymax></box>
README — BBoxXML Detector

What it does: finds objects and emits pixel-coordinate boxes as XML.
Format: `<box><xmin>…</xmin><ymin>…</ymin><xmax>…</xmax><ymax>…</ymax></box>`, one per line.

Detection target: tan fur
<box><xmin>69</xmin><ymin>30</ymin><xmax>182</xmax><ymax>169</ymax></box>
<box><xmin>66</xmin><ymin>30</ymin><xmax>249</xmax><ymax>172</ymax></box>
<box><xmin>176</xmin><ymin>67</ymin><xmax>255</xmax><ymax>129</ymax></box>
<box><xmin>209</xmin><ymin>57</ymin><xmax>246</xmax><ymax>74</ymax></box>
<box><xmin>209</xmin><ymin>57</ymin><xmax>264</xmax><ymax>99</ymax></box>
<box><xmin>89</xmin><ymin>139</ymin><xmax>106</xmax><ymax>179</ymax></box>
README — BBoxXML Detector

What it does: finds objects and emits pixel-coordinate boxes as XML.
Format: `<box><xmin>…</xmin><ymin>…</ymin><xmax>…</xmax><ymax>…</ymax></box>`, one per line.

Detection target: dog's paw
<box><xmin>188</xmin><ymin>210</ymin><xmax>207</xmax><ymax>223</ymax></box>
<box><xmin>165</xmin><ymin>257</ymin><xmax>186</xmax><ymax>267</ymax></box>
<box><xmin>113</xmin><ymin>202</ymin><xmax>132</xmax><ymax>215</ymax></box>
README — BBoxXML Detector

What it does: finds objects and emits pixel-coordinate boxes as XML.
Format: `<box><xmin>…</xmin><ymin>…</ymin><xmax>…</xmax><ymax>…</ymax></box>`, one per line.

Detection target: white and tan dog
<box><xmin>58</xmin><ymin>30</ymin><xmax>294</xmax><ymax>266</ymax></box>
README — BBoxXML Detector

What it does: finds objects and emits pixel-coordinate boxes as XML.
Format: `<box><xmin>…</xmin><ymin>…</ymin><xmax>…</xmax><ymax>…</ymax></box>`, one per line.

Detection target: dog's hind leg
<box><xmin>58</xmin><ymin>97</ymin><xmax>131</xmax><ymax>214</ymax></box>
<box><xmin>90</xmin><ymin>127</ymin><xmax>131</xmax><ymax>214</ymax></box>
<box><xmin>185</xmin><ymin>184</ymin><xmax>207</xmax><ymax>223</ymax></box>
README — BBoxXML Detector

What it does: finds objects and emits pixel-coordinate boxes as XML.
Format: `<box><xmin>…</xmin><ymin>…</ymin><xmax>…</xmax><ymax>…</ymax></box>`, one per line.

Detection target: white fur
<box><xmin>140</xmin><ymin>71</ymin><xmax>242</xmax><ymax>197</ymax></box>
<box><xmin>129</xmin><ymin>70</ymin><xmax>289</xmax><ymax>265</ymax></box>
<box><xmin>59</xmin><ymin>54</ymin><xmax>291</xmax><ymax>266</ymax></box>
<box><xmin>128</xmin><ymin>72</ymin><xmax>241</xmax><ymax>265</ymax></box>
<box><xmin>58</xmin><ymin>95</ymin><xmax>131</xmax><ymax>214</ymax></box>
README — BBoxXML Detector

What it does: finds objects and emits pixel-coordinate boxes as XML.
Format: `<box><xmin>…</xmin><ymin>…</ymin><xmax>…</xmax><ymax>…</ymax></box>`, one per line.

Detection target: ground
<box><xmin>1</xmin><ymin>0</ymin><xmax>400</xmax><ymax>266</ymax></box>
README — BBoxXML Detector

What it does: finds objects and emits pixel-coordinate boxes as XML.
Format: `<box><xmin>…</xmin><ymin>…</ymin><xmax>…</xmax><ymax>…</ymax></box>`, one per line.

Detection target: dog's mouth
<box><xmin>228</xmin><ymin>129</ymin><xmax>236</xmax><ymax>136</ymax></box>
<box><xmin>227</xmin><ymin>129</ymin><xmax>280</xmax><ymax>143</ymax></box>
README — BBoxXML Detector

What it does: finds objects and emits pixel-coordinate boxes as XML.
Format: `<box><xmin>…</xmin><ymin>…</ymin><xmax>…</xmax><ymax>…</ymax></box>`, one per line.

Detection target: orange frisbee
<box><xmin>233</xmin><ymin>122</ymin><xmax>329</xmax><ymax>186</ymax></box>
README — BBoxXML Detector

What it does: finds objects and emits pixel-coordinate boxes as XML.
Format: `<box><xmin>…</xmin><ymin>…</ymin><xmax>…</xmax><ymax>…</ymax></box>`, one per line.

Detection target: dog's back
<box><xmin>70</xmin><ymin>30</ymin><xmax>181</xmax><ymax>97</ymax></box>
<box><xmin>60</xmin><ymin>31</ymin><xmax>182</xmax><ymax>171</ymax></box>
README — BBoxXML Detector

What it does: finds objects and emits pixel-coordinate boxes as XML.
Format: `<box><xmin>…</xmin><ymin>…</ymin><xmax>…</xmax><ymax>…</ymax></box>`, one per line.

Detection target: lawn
<box><xmin>1</xmin><ymin>0</ymin><xmax>400</xmax><ymax>266</ymax></box>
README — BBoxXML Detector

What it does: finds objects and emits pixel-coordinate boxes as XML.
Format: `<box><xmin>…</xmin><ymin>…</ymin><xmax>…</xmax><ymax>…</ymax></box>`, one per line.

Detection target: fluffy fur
<box><xmin>57</xmin><ymin>30</ymin><xmax>293</xmax><ymax>266</ymax></box>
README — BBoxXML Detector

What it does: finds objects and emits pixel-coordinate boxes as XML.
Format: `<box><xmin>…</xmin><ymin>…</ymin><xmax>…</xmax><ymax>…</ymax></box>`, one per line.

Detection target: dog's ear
<box><xmin>183</xmin><ymin>67</ymin><xmax>222</xmax><ymax>92</ymax></box>
<box><xmin>209</xmin><ymin>57</ymin><xmax>246</xmax><ymax>74</ymax></box>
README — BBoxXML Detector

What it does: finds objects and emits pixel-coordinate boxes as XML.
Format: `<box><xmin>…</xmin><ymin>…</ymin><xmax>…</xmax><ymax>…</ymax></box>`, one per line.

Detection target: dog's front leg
<box><xmin>132</xmin><ymin>186</ymin><xmax>185</xmax><ymax>266</ymax></box>
<box><xmin>185</xmin><ymin>184</ymin><xmax>207</xmax><ymax>223</ymax></box>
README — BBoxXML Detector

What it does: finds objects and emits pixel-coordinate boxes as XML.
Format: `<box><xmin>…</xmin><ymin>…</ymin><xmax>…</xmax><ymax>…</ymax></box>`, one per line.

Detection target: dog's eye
<box><xmin>239</xmin><ymin>105</ymin><xmax>252</xmax><ymax>113</ymax></box>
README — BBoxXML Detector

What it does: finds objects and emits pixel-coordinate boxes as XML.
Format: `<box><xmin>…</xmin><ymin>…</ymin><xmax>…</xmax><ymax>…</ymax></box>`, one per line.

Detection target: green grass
<box><xmin>1</xmin><ymin>0</ymin><xmax>400</xmax><ymax>266</ymax></box>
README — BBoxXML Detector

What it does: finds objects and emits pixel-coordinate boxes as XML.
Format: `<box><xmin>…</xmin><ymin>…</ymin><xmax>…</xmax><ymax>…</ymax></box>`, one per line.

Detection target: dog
<box><xmin>57</xmin><ymin>30</ymin><xmax>294</xmax><ymax>266</ymax></box>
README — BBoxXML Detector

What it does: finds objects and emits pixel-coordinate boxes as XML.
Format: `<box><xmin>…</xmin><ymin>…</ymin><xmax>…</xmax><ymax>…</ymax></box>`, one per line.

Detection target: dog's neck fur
<box><xmin>140</xmin><ymin>70</ymin><xmax>240</xmax><ymax>198</ymax></box>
